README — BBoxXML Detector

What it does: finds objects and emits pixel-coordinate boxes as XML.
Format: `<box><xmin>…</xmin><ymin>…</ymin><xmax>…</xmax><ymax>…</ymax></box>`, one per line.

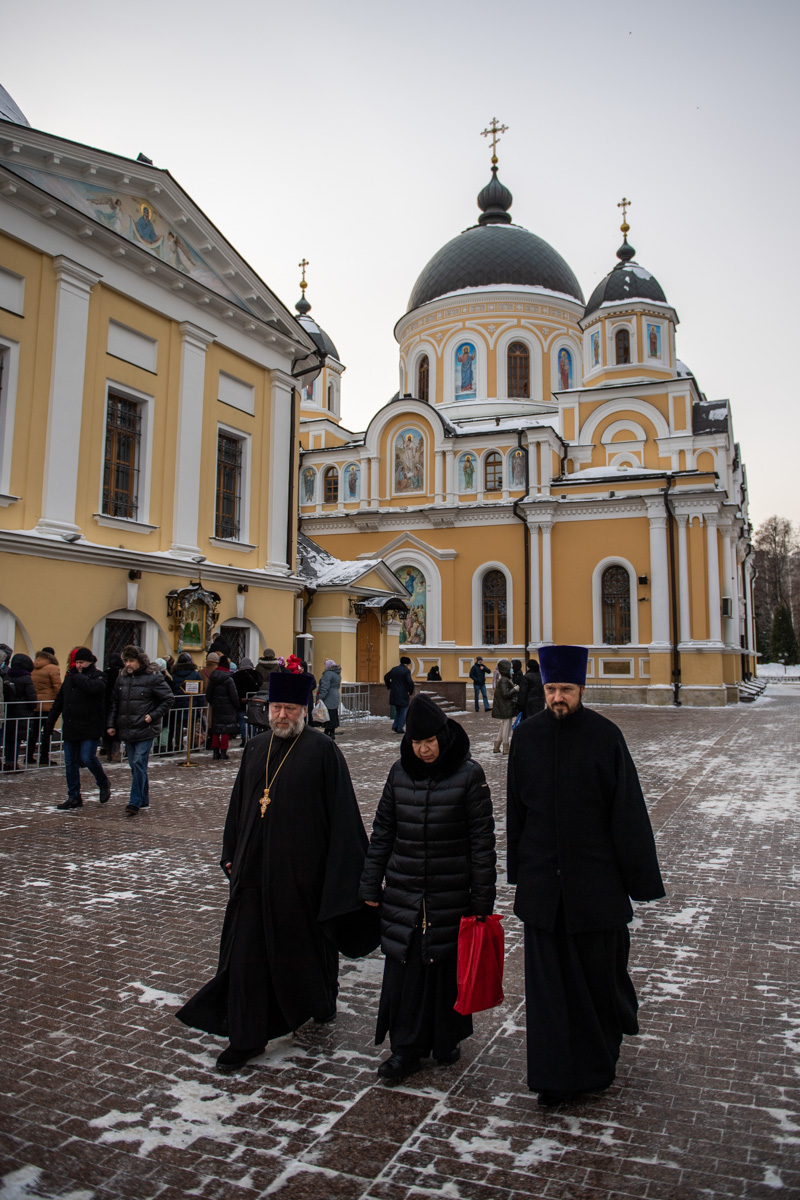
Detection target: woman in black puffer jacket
<box><xmin>359</xmin><ymin>694</ymin><xmax>496</xmax><ymax>1083</ymax></box>
<box><xmin>205</xmin><ymin>655</ymin><xmax>240</xmax><ymax>761</ymax></box>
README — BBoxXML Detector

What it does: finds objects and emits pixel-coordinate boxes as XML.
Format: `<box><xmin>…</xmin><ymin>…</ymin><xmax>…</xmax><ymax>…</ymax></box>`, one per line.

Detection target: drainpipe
<box><xmin>663</xmin><ymin>475</ymin><xmax>681</xmax><ymax>705</ymax></box>
<box><xmin>511</xmin><ymin>430</ymin><xmax>531</xmax><ymax>656</ymax></box>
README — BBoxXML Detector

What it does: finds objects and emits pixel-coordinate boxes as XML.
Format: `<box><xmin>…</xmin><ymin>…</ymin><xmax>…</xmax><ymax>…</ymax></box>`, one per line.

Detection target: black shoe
<box><xmin>125</xmin><ymin>804</ymin><xmax>138</xmax><ymax>817</ymax></box>
<box><xmin>314</xmin><ymin>1009</ymin><xmax>337</xmax><ymax>1025</ymax></box>
<box><xmin>56</xmin><ymin>797</ymin><xmax>82</xmax><ymax>810</ymax></box>
<box><xmin>98</xmin><ymin>781</ymin><xmax>111</xmax><ymax>804</ymax></box>
<box><xmin>435</xmin><ymin>1045</ymin><xmax>461</xmax><ymax>1067</ymax></box>
<box><xmin>215</xmin><ymin>1044</ymin><xmax>264</xmax><ymax>1073</ymax></box>
<box><xmin>377</xmin><ymin>1054</ymin><xmax>420</xmax><ymax>1083</ymax></box>
<box><xmin>536</xmin><ymin>1090</ymin><xmax>582</xmax><ymax>1108</ymax></box>
<box><xmin>212</xmin><ymin>748</ymin><xmax>221</xmax><ymax>760</ymax></box>
<box><xmin>220</xmin><ymin>751</ymin><xmax>230</xmax><ymax>760</ymax></box>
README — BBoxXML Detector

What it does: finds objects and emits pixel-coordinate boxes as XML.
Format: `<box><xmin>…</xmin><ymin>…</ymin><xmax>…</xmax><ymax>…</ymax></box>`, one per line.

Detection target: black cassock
<box><xmin>177</xmin><ymin>726</ymin><xmax>379</xmax><ymax>1045</ymax></box>
<box><xmin>507</xmin><ymin>704</ymin><xmax>665</xmax><ymax>1094</ymax></box>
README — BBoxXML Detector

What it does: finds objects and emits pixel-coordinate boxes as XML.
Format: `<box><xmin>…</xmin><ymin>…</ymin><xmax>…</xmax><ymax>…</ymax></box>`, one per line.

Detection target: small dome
<box><xmin>584</xmin><ymin>237</ymin><xmax>668</xmax><ymax>317</ymax></box>
<box><xmin>297</xmin><ymin>313</ymin><xmax>339</xmax><ymax>362</ymax></box>
<box><xmin>0</xmin><ymin>84</ymin><xmax>30</xmax><ymax>127</ymax></box>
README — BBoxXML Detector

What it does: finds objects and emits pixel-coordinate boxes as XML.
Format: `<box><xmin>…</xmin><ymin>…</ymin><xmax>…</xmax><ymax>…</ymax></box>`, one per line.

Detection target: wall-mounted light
<box><xmin>638</xmin><ymin>575</ymin><xmax>649</xmax><ymax>586</ymax></box>
<box><xmin>237</xmin><ymin>584</ymin><xmax>249</xmax><ymax>594</ymax></box>
<box><xmin>128</xmin><ymin>569</ymin><xmax>142</xmax><ymax>581</ymax></box>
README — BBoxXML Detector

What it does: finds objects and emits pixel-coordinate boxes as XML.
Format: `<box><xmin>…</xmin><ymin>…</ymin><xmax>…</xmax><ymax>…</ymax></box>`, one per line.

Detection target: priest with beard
<box><xmin>507</xmin><ymin>645</ymin><xmax>665</xmax><ymax>1108</ymax></box>
<box><xmin>177</xmin><ymin>670</ymin><xmax>379</xmax><ymax>1072</ymax></box>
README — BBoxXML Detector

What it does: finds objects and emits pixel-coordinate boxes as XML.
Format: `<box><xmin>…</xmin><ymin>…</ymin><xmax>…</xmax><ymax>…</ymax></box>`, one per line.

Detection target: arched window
<box><xmin>507</xmin><ymin>342</ymin><xmax>530</xmax><ymax>398</ymax></box>
<box><xmin>615</xmin><ymin>329</ymin><xmax>631</xmax><ymax>364</ymax></box>
<box><xmin>484</xmin><ymin>451</ymin><xmax>502</xmax><ymax>492</ymax></box>
<box><xmin>327</xmin><ymin>383</ymin><xmax>332</xmax><ymax>409</ymax></box>
<box><xmin>482</xmin><ymin>570</ymin><xmax>507</xmax><ymax>645</ymax></box>
<box><xmin>417</xmin><ymin>355</ymin><xmax>429</xmax><ymax>403</ymax></box>
<box><xmin>323</xmin><ymin>466</ymin><xmax>338</xmax><ymax>504</ymax></box>
<box><xmin>602</xmin><ymin>565</ymin><xmax>631</xmax><ymax>644</ymax></box>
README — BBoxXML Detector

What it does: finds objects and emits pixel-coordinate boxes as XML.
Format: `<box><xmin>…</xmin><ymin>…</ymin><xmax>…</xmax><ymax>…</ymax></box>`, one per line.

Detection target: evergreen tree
<box><xmin>770</xmin><ymin>604</ymin><xmax>799</xmax><ymax>666</ymax></box>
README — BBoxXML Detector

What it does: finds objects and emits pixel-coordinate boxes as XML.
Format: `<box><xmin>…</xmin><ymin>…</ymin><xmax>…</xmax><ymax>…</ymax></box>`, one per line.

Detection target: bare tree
<box><xmin>754</xmin><ymin>516</ymin><xmax>800</xmax><ymax>657</ymax></box>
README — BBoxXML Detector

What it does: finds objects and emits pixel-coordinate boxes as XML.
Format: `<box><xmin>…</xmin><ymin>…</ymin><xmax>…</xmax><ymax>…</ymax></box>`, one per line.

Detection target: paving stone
<box><xmin>1</xmin><ymin>689</ymin><xmax>799</xmax><ymax>1199</ymax></box>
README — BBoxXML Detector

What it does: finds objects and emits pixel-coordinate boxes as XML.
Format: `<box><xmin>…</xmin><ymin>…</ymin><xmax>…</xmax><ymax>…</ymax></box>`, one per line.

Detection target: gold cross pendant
<box><xmin>260</xmin><ymin>788</ymin><xmax>270</xmax><ymax>817</ymax></box>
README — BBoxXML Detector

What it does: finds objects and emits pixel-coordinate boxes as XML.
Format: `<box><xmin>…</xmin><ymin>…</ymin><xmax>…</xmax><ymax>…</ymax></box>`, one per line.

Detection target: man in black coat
<box><xmin>516</xmin><ymin>659</ymin><xmax>545</xmax><ymax>720</ymax></box>
<box><xmin>177</xmin><ymin>670</ymin><xmax>379</xmax><ymax>1073</ymax></box>
<box><xmin>46</xmin><ymin>647</ymin><xmax>110</xmax><ymax>810</ymax></box>
<box><xmin>384</xmin><ymin>656</ymin><xmax>415</xmax><ymax>733</ymax></box>
<box><xmin>507</xmin><ymin>644</ymin><xmax>665</xmax><ymax>1108</ymax></box>
<box><xmin>107</xmin><ymin>645</ymin><xmax>174</xmax><ymax>816</ymax></box>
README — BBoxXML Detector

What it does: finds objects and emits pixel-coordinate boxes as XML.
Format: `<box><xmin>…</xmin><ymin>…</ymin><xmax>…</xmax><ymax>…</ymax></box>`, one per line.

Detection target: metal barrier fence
<box><xmin>339</xmin><ymin>683</ymin><xmax>371</xmax><ymax>723</ymax></box>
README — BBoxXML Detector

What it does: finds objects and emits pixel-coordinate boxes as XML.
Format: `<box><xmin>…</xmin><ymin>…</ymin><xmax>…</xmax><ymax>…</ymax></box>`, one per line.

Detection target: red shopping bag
<box><xmin>454</xmin><ymin>915</ymin><xmax>504</xmax><ymax>1015</ymax></box>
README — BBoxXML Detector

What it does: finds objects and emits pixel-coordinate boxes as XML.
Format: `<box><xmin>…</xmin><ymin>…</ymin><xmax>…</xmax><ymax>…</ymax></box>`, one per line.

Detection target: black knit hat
<box><xmin>405</xmin><ymin>694</ymin><xmax>448</xmax><ymax>739</ymax></box>
<box><xmin>72</xmin><ymin>647</ymin><xmax>96</xmax><ymax>664</ymax></box>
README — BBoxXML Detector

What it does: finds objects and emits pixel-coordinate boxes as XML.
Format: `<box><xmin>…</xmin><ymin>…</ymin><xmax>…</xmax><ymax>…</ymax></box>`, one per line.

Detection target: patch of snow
<box><xmin>763</xmin><ymin>1167</ymin><xmax>784</xmax><ymax>1189</ymax></box>
<box><xmin>0</xmin><ymin>1166</ymin><xmax>93</xmax><ymax>1200</ymax></box>
<box><xmin>128</xmin><ymin>981</ymin><xmax>185</xmax><ymax>1009</ymax></box>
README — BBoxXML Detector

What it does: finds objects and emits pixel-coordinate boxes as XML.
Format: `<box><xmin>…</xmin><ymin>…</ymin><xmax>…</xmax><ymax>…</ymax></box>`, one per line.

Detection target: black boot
<box><xmin>56</xmin><ymin>796</ymin><xmax>83</xmax><ymax>810</ymax></box>
<box><xmin>212</xmin><ymin>747</ymin><xmax>221</xmax><ymax>760</ymax></box>
<box><xmin>216</xmin><ymin>1044</ymin><xmax>264</xmax><ymax>1073</ymax></box>
<box><xmin>98</xmin><ymin>780</ymin><xmax>111</xmax><ymax>804</ymax></box>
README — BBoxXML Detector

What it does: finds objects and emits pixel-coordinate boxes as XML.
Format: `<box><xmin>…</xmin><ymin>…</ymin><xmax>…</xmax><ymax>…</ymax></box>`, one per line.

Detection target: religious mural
<box><xmin>0</xmin><ymin>162</ymin><xmax>249</xmax><ymax>311</ymax></box>
<box><xmin>344</xmin><ymin>462</ymin><xmax>360</xmax><ymax>502</ymax></box>
<box><xmin>396</xmin><ymin>565</ymin><xmax>426</xmax><ymax>645</ymax></box>
<box><xmin>455</xmin><ymin>341</ymin><xmax>477</xmax><ymax>400</ymax></box>
<box><xmin>557</xmin><ymin>347</ymin><xmax>573</xmax><ymax>389</ymax></box>
<box><xmin>509</xmin><ymin>448</ymin><xmax>527</xmax><ymax>488</ymax></box>
<box><xmin>304</xmin><ymin>379</ymin><xmax>316</xmax><ymax>404</ymax></box>
<box><xmin>394</xmin><ymin>428</ymin><xmax>424</xmax><ymax>493</ymax></box>
<box><xmin>647</xmin><ymin>324</ymin><xmax>661</xmax><ymax>357</ymax></box>
<box><xmin>301</xmin><ymin>467</ymin><xmax>316</xmax><ymax>504</ymax></box>
<box><xmin>591</xmin><ymin>331</ymin><xmax>600</xmax><ymax>368</ymax></box>
<box><xmin>458</xmin><ymin>452</ymin><xmax>477</xmax><ymax>492</ymax></box>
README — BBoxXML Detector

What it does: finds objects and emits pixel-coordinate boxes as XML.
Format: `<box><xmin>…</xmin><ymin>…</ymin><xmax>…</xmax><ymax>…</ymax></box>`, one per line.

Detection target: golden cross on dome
<box><xmin>481</xmin><ymin>117</ymin><xmax>508</xmax><ymax>165</ymax></box>
<box><xmin>299</xmin><ymin>257</ymin><xmax>309</xmax><ymax>293</ymax></box>
<box><xmin>617</xmin><ymin>196</ymin><xmax>632</xmax><ymax>232</ymax></box>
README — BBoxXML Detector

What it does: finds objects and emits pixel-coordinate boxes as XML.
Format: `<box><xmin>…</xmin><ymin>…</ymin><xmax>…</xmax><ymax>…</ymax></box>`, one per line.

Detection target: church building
<box><xmin>298</xmin><ymin>128</ymin><xmax>756</xmax><ymax>705</ymax></box>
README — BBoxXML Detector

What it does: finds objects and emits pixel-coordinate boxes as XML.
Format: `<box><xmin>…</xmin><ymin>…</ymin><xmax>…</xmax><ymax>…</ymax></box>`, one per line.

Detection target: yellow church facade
<box><xmin>298</xmin><ymin>170</ymin><xmax>756</xmax><ymax>705</ymax></box>
<box><xmin>0</xmin><ymin>107</ymin><xmax>323</xmax><ymax>666</ymax></box>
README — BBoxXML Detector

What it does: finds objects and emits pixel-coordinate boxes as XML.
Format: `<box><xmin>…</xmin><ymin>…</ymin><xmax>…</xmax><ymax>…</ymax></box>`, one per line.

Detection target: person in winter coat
<box><xmin>490</xmin><ymin>658</ymin><xmax>518</xmax><ymax>754</ymax></box>
<box><xmin>426</xmin><ymin>665</ymin><xmax>443</xmax><ymax>682</ymax></box>
<box><xmin>232</xmin><ymin>657</ymin><xmax>260</xmax><ymax>746</ymax></box>
<box><xmin>30</xmin><ymin>649</ymin><xmax>62</xmax><ymax>765</ymax></box>
<box><xmin>45</xmin><ymin>648</ymin><xmax>110</xmax><ymax>810</ymax></box>
<box><xmin>316</xmin><ymin>660</ymin><xmax>341</xmax><ymax>740</ymax></box>
<box><xmin>169</xmin><ymin>652</ymin><xmax>205</xmax><ymax>752</ymax></box>
<box><xmin>100</xmin><ymin>653</ymin><xmax>124</xmax><ymax>762</ymax></box>
<box><xmin>107</xmin><ymin>645</ymin><xmax>174</xmax><ymax>815</ymax></box>
<box><xmin>517</xmin><ymin>659</ymin><xmax>545</xmax><ymax>720</ymax></box>
<box><xmin>360</xmin><ymin>694</ymin><xmax>496</xmax><ymax>1083</ymax></box>
<box><xmin>384</xmin><ymin>656</ymin><xmax>415</xmax><ymax>733</ymax></box>
<box><xmin>468</xmin><ymin>656</ymin><xmax>491</xmax><ymax>712</ymax></box>
<box><xmin>255</xmin><ymin>648</ymin><xmax>282</xmax><ymax>689</ymax></box>
<box><xmin>206</xmin><ymin>655</ymin><xmax>240</xmax><ymax>761</ymax></box>
<box><xmin>2</xmin><ymin>654</ymin><xmax>37</xmax><ymax>771</ymax></box>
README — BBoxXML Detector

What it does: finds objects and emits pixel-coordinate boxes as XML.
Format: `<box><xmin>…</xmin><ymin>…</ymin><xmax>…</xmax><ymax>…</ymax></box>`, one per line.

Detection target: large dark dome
<box><xmin>584</xmin><ymin>237</ymin><xmax>668</xmax><ymax>318</ymax></box>
<box><xmin>406</xmin><ymin>166</ymin><xmax>584</xmax><ymax>313</ymax></box>
<box><xmin>407</xmin><ymin>223</ymin><xmax>585</xmax><ymax>312</ymax></box>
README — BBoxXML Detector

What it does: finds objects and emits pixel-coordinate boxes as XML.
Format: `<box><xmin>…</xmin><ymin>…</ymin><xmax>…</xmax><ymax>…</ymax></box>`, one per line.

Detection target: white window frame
<box><xmin>97</xmin><ymin>380</ymin><xmax>154</xmax><ymax>530</ymax></box>
<box><xmin>472</xmin><ymin>562</ymin><xmax>514</xmax><ymax>648</ymax></box>
<box><xmin>592</xmin><ymin>556</ymin><xmax>639</xmax><ymax>646</ymax></box>
<box><xmin>213</xmin><ymin>422</ymin><xmax>252</xmax><ymax>546</ymax></box>
<box><xmin>0</xmin><ymin>335</ymin><xmax>20</xmax><ymax>502</ymax></box>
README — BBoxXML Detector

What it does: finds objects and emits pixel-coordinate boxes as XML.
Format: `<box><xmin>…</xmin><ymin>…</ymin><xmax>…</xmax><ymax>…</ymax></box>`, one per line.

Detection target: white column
<box><xmin>369</xmin><ymin>455</ymin><xmax>380</xmax><ymax>508</ymax></box>
<box><xmin>705</xmin><ymin>514</ymin><xmax>722</xmax><ymax>644</ymax></box>
<box><xmin>359</xmin><ymin>454</ymin><xmax>369</xmax><ymax>508</ymax></box>
<box><xmin>541</xmin><ymin>521</ymin><xmax>553</xmax><ymax>643</ymax></box>
<box><xmin>529</xmin><ymin>521</ymin><xmax>541</xmax><ymax>644</ymax></box>
<box><xmin>644</xmin><ymin>498</ymin><xmax>670</xmax><ymax>647</ymax></box>
<box><xmin>36</xmin><ymin>256</ymin><xmax>101</xmax><ymax>536</ymax></box>
<box><xmin>677</xmin><ymin>513</ymin><xmax>691</xmax><ymax>643</ymax></box>
<box><xmin>540</xmin><ymin>444</ymin><xmax>553</xmax><ymax>494</ymax></box>
<box><xmin>744</xmin><ymin>558</ymin><xmax>757</xmax><ymax>656</ymax></box>
<box><xmin>170</xmin><ymin>322</ymin><xmax>215</xmax><ymax>557</ymax></box>
<box><xmin>445</xmin><ymin>448</ymin><xmax>455</xmax><ymax>505</ymax></box>
<box><xmin>435</xmin><ymin>450</ymin><xmax>444</xmax><ymax>504</ymax></box>
<box><xmin>265</xmin><ymin>371</ymin><xmax>294</xmax><ymax>572</ymax></box>
<box><xmin>722</xmin><ymin>526</ymin><xmax>741</xmax><ymax>647</ymax></box>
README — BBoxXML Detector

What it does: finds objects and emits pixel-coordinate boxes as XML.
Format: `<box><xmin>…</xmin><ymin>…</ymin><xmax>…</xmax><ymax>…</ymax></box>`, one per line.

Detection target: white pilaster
<box><xmin>265</xmin><ymin>371</ymin><xmax>294</xmax><ymax>572</ymax></box>
<box><xmin>722</xmin><ymin>526</ymin><xmax>740</xmax><ymax>647</ymax></box>
<box><xmin>36</xmin><ymin>257</ymin><xmax>101</xmax><ymax>536</ymax></box>
<box><xmin>370</xmin><ymin>456</ymin><xmax>380</xmax><ymax>508</ymax></box>
<box><xmin>435</xmin><ymin>450</ymin><xmax>444</xmax><ymax>504</ymax></box>
<box><xmin>529</xmin><ymin>521</ymin><xmax>541</xmax><ymax>644</ymax></box>
<box><xmin>359</xmin><ymin>453</ymin><xmax>369</xmax><ymax>509</ymax></box>
<box><xmin>677</xmin><ymin>513</ymin><xmax>691</xmax><ymax>643</ymax></box>
<box><xmin>445</xmin><ymin>448</ymin><xmax>455</xmax><ymax>505</ymax></box>
<box><xmin>541</xmin><ymin>521</ymin><xmax>553</xmax><ymax>643</ymax></box>
<box><xmin>705</xmin><ymin>514</ymin><xmax>722</xmax><ymax>644</ymax></box>
<box><xmin>170</xmin><ymin>322</ymin><xmax>215</xmax><ymax>557</ymax></box>
<box><xmin>645</xmin><ymin>498</ymin><xmax>671</xmax><ymax>648</ymax></box>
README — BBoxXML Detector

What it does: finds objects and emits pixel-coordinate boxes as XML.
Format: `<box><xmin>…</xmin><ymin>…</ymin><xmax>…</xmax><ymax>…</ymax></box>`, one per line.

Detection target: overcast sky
<box><xmin>4</xmin><ymin>0</ymin><xmax>798</xmax><ymax>528</ymax></box>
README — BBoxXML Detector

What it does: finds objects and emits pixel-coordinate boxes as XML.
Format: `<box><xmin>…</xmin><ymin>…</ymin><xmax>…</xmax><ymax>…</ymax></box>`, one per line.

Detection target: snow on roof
<box><xmin>422</xmin><ymin>283</ymin><xmax>583</xmax><ymax>307</ymax></box>
<box><xmin>571</xmin><ymin>465</ymin><xmax>667</xmax><ymax>478</ymax></box>
<box><xmin>454</xmin><ymin>415</ymin><xmax>559</xmax><ymax>434</ymax></box>
<box><xmin>297</xmin><ymin>533</ymin><xmax>385</xmax><ymax>587</ymax></box>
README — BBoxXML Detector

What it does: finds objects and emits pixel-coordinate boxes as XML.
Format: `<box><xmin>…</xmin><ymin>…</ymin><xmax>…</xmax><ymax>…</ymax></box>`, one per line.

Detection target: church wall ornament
<box><xmin>167</xmin><ymin>583</ymin><xmax>221</xmax><ymax>653</ymax></box>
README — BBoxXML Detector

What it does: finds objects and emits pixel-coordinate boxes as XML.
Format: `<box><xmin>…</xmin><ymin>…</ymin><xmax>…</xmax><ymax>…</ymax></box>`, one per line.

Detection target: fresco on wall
<box><xmin>509</xmin><ymin>448</ymin><xmax>527</xmax><ymax>488</ymax></box>
<box><xmin>458</xmin><ymin>452</ymin><xmax>477</xmax><ymax>492</ymax></box>
<box><xmin>396</xmin><ymin>565</ymin><xmax>426</xmax><ymax>645</ymax></box>
<box><xmin>344</xmin><ymin>462</ymin><xmax>360</xmax><ymax>501</ymax></box>
<box><xmin>0</xmin><ymin>162</ymin><xmax>250</xmax><ymax>311</ymax></box>
<box><xmin>301</xmin><ymin>468</ymin><xmax>316</xmax><ymax>503</ymax></box>
<box><xmin>591</xmin><ymin>331</ymin><xmax>600</xmax><ymax>368</ymax></box>
<box><xmin>304</xmin><ymin>379</ymin><xmax>316</xmax><ymax>404</ymax></box>
<box><xmin>647</xmin><ymin>324</ymin><xmax>661</xmax><ymax>357</ymax></box>
<box><xmin>394</xmin><ymin>428</ymin><xmax>424</xmax><ymax>493</ymax></box>
<box><xmin>557</xmin><ymin>347</ymin><xmax>573</xmax><ymax>389</ymax></box>
<box><xmin>455</xmin><ymin>341</ymin><xmax>477</xmax><ymax>400</ymax></box>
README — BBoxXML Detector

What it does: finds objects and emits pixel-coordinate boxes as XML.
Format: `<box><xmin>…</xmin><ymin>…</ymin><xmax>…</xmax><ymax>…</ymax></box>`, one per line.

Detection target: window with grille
<box><xmin>482</xmin><ymin>570</ymin><xmax>507</xmax><ymax>645</ymax></box>
<box><xmin>104</xmin><ymin>618</ymin><xmax>145</xmax><ymax>663</ymax></box>
<box><xmin>484</xmin><ymin>451</ymin><xmax>502</xmax><ymax>492</ymax></box>
<box><xmin>215</xmin><ymin>433</ymin><xmax>242</xmax><ymax>539</ymax></box>
<box><xmin>615</xmin><ymin>329</ymin><xmax>631</xmax><ymax>364</ymax></box>
<box><xmin>222</xmin><ymin>626</ymin><xmax>248</xmax><ymax>664</ymax></box>
<box><xmin>507</xmin><ymin>342</ymin><xmax>530</xmax><ymax>398</ymax></box>
<box><xmin>417</xmin><ymin>355</ymin><xmax>429</xmax><ymax>403</ymax></box>
<box><xmin>103</xmin><ymin>392</ymin><xmax>141</xmax><ymax>519</ymax></box>
<box><xmin>323</xmin><ymin>466</ymin><xmax>339</xmax><ymax>504</ymax></box>
<box><xmin>602</xmin><ymin>565</ymin><xmax>631</xmax><ymax>644</ymax></box>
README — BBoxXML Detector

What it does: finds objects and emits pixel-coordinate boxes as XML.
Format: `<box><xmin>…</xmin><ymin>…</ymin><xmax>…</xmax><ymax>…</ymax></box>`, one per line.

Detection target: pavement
<box><xmin>1</xmin><ymin>687</ymin><xmax>799</xmax><ymax>1200</ymax></box>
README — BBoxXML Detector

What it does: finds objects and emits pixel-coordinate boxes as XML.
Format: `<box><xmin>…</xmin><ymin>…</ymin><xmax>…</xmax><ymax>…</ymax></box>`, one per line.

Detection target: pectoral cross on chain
<box><xmin>260</xmin><ymin>788</ymin><xmax>271</xmax><ymax>817</ymax></box>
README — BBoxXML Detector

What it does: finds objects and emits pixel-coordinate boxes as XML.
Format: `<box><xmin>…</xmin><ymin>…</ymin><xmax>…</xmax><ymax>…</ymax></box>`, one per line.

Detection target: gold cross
<box><xmin>617</xmin><ymin>196</ymin><xmax>632</xmax><ymax>231</ymax></box>
<box><xmin>260</xmin><ymin>787</ymin><xmax>271</xmax><ymax>817</ymax></box>
<box><xmin>298</xmin><ymin>257</ymin><xmax>309</xmax><ymax>294</ymax></box>
<box><xmin>481</xmin><ymin>118</ymin><xmax>508</xmax><ymax>165</ymax></box>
